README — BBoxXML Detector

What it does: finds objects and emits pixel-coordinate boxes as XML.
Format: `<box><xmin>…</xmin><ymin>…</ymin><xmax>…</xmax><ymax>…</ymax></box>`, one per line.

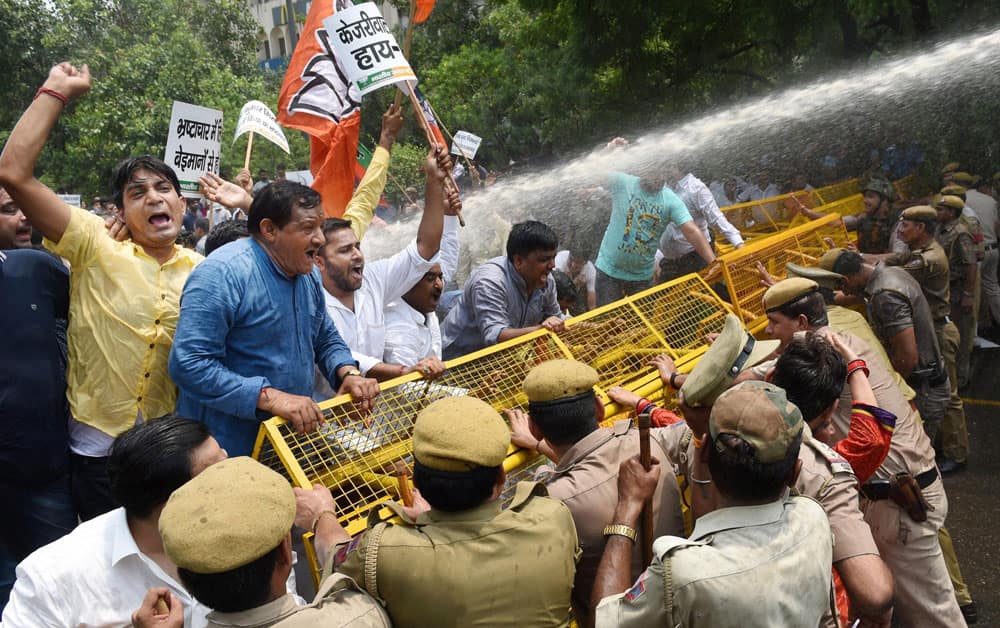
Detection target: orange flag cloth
<box><xmin>277</xmin><ymin>0</ymin><xmax>362</xmax><ymax>217</ymax></box>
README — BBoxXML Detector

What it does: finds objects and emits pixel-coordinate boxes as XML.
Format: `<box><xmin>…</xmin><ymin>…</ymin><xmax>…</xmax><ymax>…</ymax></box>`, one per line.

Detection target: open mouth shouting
<box><xmin>148</xmin><ymin>211</ymin><xmax>174</xmax><ymax>228</ymax></box>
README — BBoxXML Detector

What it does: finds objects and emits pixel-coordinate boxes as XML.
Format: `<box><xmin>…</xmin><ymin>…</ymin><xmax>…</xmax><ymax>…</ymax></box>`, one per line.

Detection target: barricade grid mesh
<box><xmin>814</xmin><ymin>179</ymin><xmax>861</xmax><ymax>204</ymax></box>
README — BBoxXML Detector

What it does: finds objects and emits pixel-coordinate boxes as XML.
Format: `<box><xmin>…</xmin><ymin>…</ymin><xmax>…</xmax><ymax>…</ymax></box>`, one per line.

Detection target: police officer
<box><xmin>935</xmin><ymin>194</ymin><xmax>979</xmax><ymax>393</ymax></box>
<box><xmin>331</xmin><ymin>396</ymin><xmax>580</xmax><ymax>628</ymax></box>
<box><xmin>819</xmin><ymin>249</ymin><xmax>950</xmax><ymax>440</ymax></box>
<box><xmin>847</xmin><ymin>178</ymin><xmax>904</xmax><ymax>254</ymax></box>
<box><xmin>141</xmin><ymin>457</ymin><xmax>391</xmax><ymax>628</ymax></box>
<box><xmin>512</xmin><ymin>359</ymin><xmax>687</xmax><ymax>626</ymax></box>
<box><xmin>883</xmin><ymin>205</ymin><xmax>968</xmax><ymax>473</ymax></box>
<box><xmin>592</xmin><ymin>381</ymin><xmax>832</xmax><ymax>627</ymax></box>
<box><xmin>758</xmin><ymin>277</ymin><xmax>965</xmax><ymax>627</ymax></box>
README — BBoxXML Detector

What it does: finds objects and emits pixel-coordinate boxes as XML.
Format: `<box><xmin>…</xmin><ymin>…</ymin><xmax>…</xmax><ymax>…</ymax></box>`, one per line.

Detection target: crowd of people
<box><xmin>2</xmin><ymin>61</ymin><xmax>997</xmax><ymax>627</ymax></box>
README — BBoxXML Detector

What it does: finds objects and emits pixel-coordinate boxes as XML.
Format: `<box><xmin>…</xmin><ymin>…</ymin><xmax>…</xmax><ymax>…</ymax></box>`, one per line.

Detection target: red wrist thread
<box><xmin>35</xmin><ymin>87</ymin><xmax>68</xmax><ymax>105</ymax></box>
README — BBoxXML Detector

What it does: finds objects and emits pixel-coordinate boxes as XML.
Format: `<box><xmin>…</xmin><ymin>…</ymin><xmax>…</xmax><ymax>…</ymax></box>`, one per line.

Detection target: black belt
<box><xmin>861</xmin><ymin>468</ymin><xmax>938</xmax><ymax>501</ymax></box>
<box><xmin>986</xmin><ymin>242</ymin><xmax>998</xmax><ymax>251</ymax></box>
<box><xmin>934</xmin><ymin>315</ymin><xmax>951</xmax><ymax>325</ymax></box>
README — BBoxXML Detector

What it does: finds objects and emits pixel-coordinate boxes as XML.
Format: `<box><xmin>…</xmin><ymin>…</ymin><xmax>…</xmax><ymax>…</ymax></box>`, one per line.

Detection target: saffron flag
<box><xmin>277</xmin><ymin>0</ymin><xmax>362</xmax><ymax>217</ymax></box>
<box><xmin>413</xmin><ymin>0</ymin><xmax>436</xmax><ymax>24</ymax></box>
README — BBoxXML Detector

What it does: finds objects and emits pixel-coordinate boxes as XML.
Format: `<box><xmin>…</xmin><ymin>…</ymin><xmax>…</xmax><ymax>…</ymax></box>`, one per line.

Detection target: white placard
<box><xmin>323</xmin><ymin>2</ymin><xmax>416</xmax><ymax>96</ymax></box>
<box><xmin>450</xmin><ymin>131</ymin><xmax>482</xmax><ymax>159</ymax></box>
<box><xmin>57</xmin><ymin>194</ymin><xmax>82</xmax><ymax>207</ymax></box>
<box><xmin>285</xmin><ymin>170</ymin><xmax>315</xmax><ymax>186</ymax></box>
<box><xmin>164</xmin><ymin>101</ymin><xmax>223</xmax><ymax>198</ymax></box>
<box><xmin>233</xmin><ymin>101</ymin><xmax>290</xmax><ymax>154</ymax></box>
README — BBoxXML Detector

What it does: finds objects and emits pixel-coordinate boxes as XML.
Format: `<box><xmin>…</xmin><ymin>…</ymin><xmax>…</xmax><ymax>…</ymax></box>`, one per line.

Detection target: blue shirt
<box><xmin>595</xmin><ymin>172</ymin><xmax>692</xmax><ymax>281</ymax></box>
<box><xmin>169</xmin><ymin>238</ymin><xmax>356</xmax><ymax>456</ymax></box>
<box><xmin>0</xmin><ymin>249</ymin><xmax>71</xmax><ymax>484</ymax></box>
<box><xmin>440</xmin><ymin>256</ymin><xmax>561</xmax><ymax>359</ymax></box>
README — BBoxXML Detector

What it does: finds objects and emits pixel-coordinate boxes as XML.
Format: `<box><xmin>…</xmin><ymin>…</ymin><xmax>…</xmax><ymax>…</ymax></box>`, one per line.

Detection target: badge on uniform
<box><xmin>625</xmin><ymin>573</ymin><xmax>646</xmax><ymax>602</ymax></box>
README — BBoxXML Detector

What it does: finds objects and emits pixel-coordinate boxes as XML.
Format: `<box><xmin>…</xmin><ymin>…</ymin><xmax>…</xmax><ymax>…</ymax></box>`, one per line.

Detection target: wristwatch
<box><xmin>603</xmin><ymin>523</ymin><xmax>637</xmax><ymax>543</ymax></box>
<box><xmin>341</xmin><ymin>368</ymin><xmax>363</xmax><ymax>379</ymax></box>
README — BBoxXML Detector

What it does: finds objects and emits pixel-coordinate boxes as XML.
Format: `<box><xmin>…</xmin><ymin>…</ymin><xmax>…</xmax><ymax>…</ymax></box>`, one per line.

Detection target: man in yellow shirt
<box><xmin>0</xmin><ymin>62</ymin><xmax>202</xmax><ymax>519</ymax></box>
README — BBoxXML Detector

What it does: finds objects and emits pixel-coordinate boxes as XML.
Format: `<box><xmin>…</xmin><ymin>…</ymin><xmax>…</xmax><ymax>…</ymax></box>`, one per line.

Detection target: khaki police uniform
<box><xmin>207</xmin><ymin>575</ymin><xmax>391</xmax><ymax>628</ymax></box>
<box><xmin>887</xmin><ymin>231</ymin><xmax>968</xmax><ymax>464</ymax></box>
<box><xmin>938</xmin><ymin>210</ymin><xmax>980</xmax><ymax>388</ymax></box>
<box><xmin>336</xmin><ymin>482</ymin><xmax>578</xmax><ymax>628</ymax></box>
<box><xmin>540</xmin><ymin>420</ymin><xmax>687</xmax><ymax>621</ymax></box>
<box><xmin>595</xmin><ymin>495</ymin><xmax>832</xmax><ymax>627</ymax></box>
<box><xmin>825</xmin><ymin>305</ymin><xmax>917</xmax><ymax>400</ymax></box>
<box><xmin>863</xmin><ymin>263</ymin><xmax>949</xmax><ymax>440</ymax></box>
<box><xmin>334</xmin><ymin>396</ymin><xmax>579</xmax><ymax>628</ymax></box>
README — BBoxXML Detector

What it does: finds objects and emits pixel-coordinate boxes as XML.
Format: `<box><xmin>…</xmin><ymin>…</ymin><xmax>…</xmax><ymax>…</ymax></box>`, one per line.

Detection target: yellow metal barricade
<box><xmin>813</xmin><ymin>178</ymin><xmax>860</xmax><ymax>205</ymax></box>
<box><xmin>254</xmin><ymin>211</ymin><xmax>853</xmax><ymax>586</ymax></box>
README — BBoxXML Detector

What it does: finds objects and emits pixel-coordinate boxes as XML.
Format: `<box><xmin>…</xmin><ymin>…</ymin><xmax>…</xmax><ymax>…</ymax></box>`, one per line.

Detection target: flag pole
<box><xmin>393</xmin><ymin>0</ymin><xmax>417</xmax><ymax>110</ymax></box>
<box><xmin>243</xmin><ymin>131</ymin><xmax>254</xmax><ymax>170</ymax></box>
<box><xmin>404</xmin><ymin>81</ymin><xmax>465</xmax><ymax>227</ymax></box>
<box><xmin>426</xmin><ymin>101</ymin><xmax>481</xmax><ymax>187</ymax></box>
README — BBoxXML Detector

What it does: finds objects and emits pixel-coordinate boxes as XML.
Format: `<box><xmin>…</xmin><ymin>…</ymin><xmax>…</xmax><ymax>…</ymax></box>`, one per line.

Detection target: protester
<box><xmin>168</xmin><ymin>180</ymin><xmax>379</xmax><ymax>457</ymax></box>
<box><xmin>313</xmin><ymin>148</ymin><xmax>455</xmax><ymax>386</ymax></box>
<box><xmin>203</xmin><ymin>218</ymin><xmax>249</xmax><ymax>256</ymax></box>
<box><xmin>0</xmin><ymin>238</ymin><xmax>76</xmax><ymax>609</ymax></box>
<box><xmin>0</xmin><ymin>62</ymin><xmax>203</xmax><ymax>520</ymax></box>
<box><xmin>594</xmin><ymin>138</ymin><xmax>715</xmax><ymax>305</ymax></box>
<box><xmin>2</xmin><ymin>417</ymin><xmax>227</xmax><ymax>627</ymax></box>
<box><xmin>0</xmin><ymin>188</ymin><xmax>33</xmax><ymax>250</ymax></box>
<box><xmin>553</xmin><ymin>248</ymin><xmax>597</xmax><ymax>313</ymax></box>
<box><xmin>441</xmin><ymin>220</ymin><xmax>565</xmax><ymax>359</ymax></box>
<box><xmin>657</xmin><ymin>166</ymin><xmax>744</xmax><ymax>283</ymax></box>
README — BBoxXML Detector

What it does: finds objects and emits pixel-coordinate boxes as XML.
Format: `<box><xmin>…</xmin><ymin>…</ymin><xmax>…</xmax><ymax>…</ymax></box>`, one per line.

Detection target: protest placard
<box><xmin>324</xmin><ymin>2</ymin><xmax>416</xmax><ymax>96</ymax></box>
<box><xmin>234</xmin><ymin>101</ymin><xmax>290</xmax><ymax>154</ymax></box>
<box><xmin>450</xmin><ymin>131</ymin><xmax>482</xmax><ymax>159</ymax></box>
<box><xmin>164</xmin><ymin>101</ymin><xmax>223</xmax><ymax>198</ymax></box>
<box><xmin>285</xmin><ymin>170</ymin><xmax>315</xmax><ymax>186</ymax></box>
<box><xmin>57</xmin><ymin>194</ymin><xmax>82</xmax><ymax>208</ymax></box>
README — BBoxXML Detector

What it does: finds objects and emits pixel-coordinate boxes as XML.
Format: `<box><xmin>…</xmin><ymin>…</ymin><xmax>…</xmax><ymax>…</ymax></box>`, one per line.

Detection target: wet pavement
<box><xmin>947</xmin><ymin>346</ymin><xmax>1000</xmax><ymax>626</ymax></box>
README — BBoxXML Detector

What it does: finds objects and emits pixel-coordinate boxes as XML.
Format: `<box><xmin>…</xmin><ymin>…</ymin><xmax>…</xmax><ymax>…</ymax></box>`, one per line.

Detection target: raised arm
<box><xmin>0</xmin><ymin>63</ymin><xmax>92</xmax><ymax>243</ymax></box>
<box><xmin>344</xmin><ymin>103</ymin><xmax>403</xmax><ymax>241</ymax></box>
<box><xmin>415</xmin><ymin>146</ymin><xmax>449</xmax><ymax>262</ymax></box>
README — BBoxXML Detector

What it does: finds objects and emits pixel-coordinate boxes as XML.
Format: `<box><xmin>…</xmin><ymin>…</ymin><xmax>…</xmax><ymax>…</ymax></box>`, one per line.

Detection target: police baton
<box><xmin>637</xmin><ymin>405</ymin><xmax>654</xmax><ymax>568</ymax></box>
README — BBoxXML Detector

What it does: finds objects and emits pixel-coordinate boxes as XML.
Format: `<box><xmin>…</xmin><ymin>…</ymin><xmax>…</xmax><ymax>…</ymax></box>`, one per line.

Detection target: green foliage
<box><xmin>385</xmin><ymin>142</ymin><xmax>429</xmax><ymax>206</ymax></box>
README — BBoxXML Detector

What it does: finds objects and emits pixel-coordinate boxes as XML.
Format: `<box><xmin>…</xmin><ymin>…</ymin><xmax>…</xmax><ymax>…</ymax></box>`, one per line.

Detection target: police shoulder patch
<box><xmin>806</xmin><ymin>437</ymin><xmax>854</xmax><ymax>476</ymax></box>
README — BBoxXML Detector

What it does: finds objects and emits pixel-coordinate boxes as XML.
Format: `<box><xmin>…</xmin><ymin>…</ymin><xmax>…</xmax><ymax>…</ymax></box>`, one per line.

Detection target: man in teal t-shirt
<box><xmin>594</xmin><ymin>164</ymin><xmax>716</xmax><ymax>305</ymax></box>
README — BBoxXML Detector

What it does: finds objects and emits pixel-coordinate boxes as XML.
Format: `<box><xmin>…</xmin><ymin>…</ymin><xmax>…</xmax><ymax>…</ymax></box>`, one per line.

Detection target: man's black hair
<box><xmin>412</xmin><ymin>461</ymin><xmax>501</xmax><ymax>512</ymax></box>
<box><xmin>247</xmin><ymin>180</ymin><xmax>321</xmax><ymax>235</ymax></box>
<box><xmin>110</xmin><ymin>156</ymin><xmax>182</xmax><ymax>209</ymax></box>
<box><xmin>528</xmin><ymin>394</ymin><xmax>599</xmax><ymax>447</ymax></box>
<box><xmin>708</xmin><ymin>432</ymin><xmax>802</xmax><ymax>502</ymax></box>
<box><xmin>771</xmin><ymin>333</ymin><xmax>846</xmax><ymax>423</ymax></box>
<box><xmin>179</xmin><ymin>545</ymin><xmax>280</xmax><ymax>613</ymax></box>
<box><xmin>107</xmin><ymin>415</ymin><xmax>212</xmax><ymax>518</ymax></box>
<box><xmin>774</xmin><ymin>290</ymin><xmax>828</xmax><ymax>327</ymax></box>
<box><xmin>205</xmin><ymin>219</ymin><xmax>250</xmax><ymax>256</ymax></box>
<box><xmin>831</xmin><ymin>250</ymin><xmax>864</xmax><ymax>277</ymax></box>
<box><xmin>194</xmin><ymin>217</ymin><xmax>210</xmax><ymax>233</ymax></box>
<box><xmin>552</xmin><ymin>270</ymin><xmax>578</xmax><ymax>306</ymax></box>
<box><xmin>321</xmin><ymin>217</ymin><xmax>353</xmax><ymax>240</ymax></box>
<box><xmin>506</xmin><ymin>220</ymin><xmax>558</xmax><ymax>259</ymax></box>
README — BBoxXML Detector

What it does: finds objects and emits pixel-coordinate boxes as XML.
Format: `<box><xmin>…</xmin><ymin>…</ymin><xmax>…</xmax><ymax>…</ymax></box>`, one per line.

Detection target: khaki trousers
<box><xmin>935</xmin><ymin>321</ymin><xmax>969</xmax><ymax>462</ymax></box>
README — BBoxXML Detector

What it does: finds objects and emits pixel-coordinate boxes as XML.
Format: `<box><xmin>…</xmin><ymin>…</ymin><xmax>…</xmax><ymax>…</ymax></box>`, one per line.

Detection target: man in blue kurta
<box><xmin>169</xmin><ymin>181</ymin><xmax>381</xmax><ymax>456</ymax></box>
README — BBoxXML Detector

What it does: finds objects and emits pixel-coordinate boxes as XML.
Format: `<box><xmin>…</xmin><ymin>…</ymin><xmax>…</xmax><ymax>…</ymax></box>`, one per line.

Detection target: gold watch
<box><xmin>342</xmin><ymin>368</ymin><xmax>362</xmax><ymax>379</ymax></box>
<box><xmin>603</xmin><ymin>523</ymin><xmax>637</xmax><ymax>543</ymax></box>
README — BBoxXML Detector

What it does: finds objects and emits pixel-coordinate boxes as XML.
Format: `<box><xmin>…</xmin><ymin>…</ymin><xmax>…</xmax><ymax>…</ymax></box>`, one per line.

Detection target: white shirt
<box><xmin>2</xmin><ymin>508</ymin><xmax>210</xmax><ymax>628</ymax></box>
<box><xmin>737</xmin><ymin>182</ymin><xmax>782</xmax><ymax>202</ymax></box>
<box><xmin>322</xmin><ymin>240</ymin><xmax>439</xmax><ymax>377</ymax></box>
<box><xmin>661</xmin><ymin>173</ymin><xmax>744</xmax><ymax>257</ymax></box>
<box><xmin>379</xmin><ymin>216</ymin><xmax>460</xmax><ymax>366</ymax></box>
<box><xmin>554</xmin><ymin>250</ymin><xmax>596</xmax><ymax>293</ymax></box>
<box><xmin>965</xmin><ymin>189</ymin><xmax>998</xmax><ymax>245</ymax></box>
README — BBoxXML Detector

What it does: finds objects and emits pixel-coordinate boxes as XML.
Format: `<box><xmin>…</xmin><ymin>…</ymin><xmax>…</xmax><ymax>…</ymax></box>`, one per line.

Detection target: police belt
<box><xmin>986</xmin><ymin>242</ymin><xmax>998</xmax><ymax>251</ymax></box>
<box><xmin>861</xmin><ymin>468</ymin><xmax>938</xmax><ymax>501</ymax></box>
<box><xmin>906</xmin><ymin>361</ymin><xmax>947</xmax><ymax>387</ymax></box>
<box><xmin>934</xmin><ymin>315</ymin><xmax>951</xmax><ymax>325</ymax></box>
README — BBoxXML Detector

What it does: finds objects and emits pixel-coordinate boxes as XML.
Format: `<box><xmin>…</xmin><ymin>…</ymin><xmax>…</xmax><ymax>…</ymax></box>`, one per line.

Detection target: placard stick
<box><xmin>403</xmin><ymin>81</ymin><xmax>466</xmax><ymax>226</ymax></box>
<box><xmin>637</xmin><ymin>406</ymin><xmax>654</xmax><ymax>568</ymax></box>
<box><xmin>393</xmin><ymin>460</ymin><xmax>414</xmax><ymax>507</ymax></box>
<box><xmin>393</xmin><ymin>0</ymin><xmax>417</xmax><ymax>110</ymax></box>
<box><xmin>388</xmin><ymin>171</ymin><xmax>417</xmax><ymax>206</ymax></box>
<box><xmin>243</xmin><ymin>131</ymin><xmax>254</xmax><ymax>170</ymax></box>
<box><xmin>426</xmin><ymin>101</ymin><xmax>481</xmax><ymax>187</ymax></box>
